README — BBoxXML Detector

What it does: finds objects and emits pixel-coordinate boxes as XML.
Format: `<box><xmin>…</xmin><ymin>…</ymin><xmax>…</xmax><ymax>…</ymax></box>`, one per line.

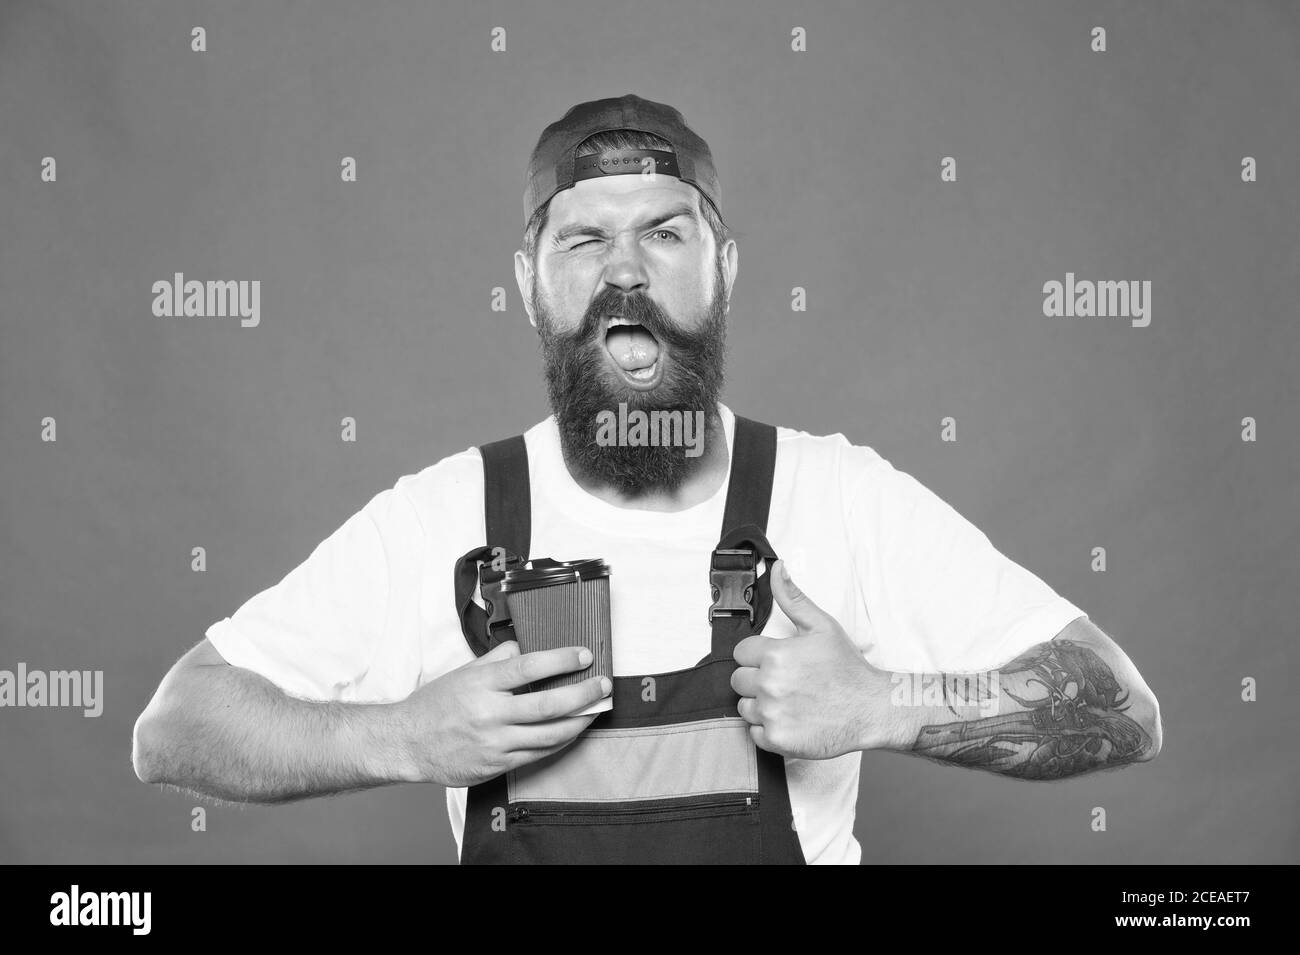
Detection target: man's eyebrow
<box><xmin>550</xmin><ymin>204</ymin><xmax>701</xmax><ymax>245</ymax></box>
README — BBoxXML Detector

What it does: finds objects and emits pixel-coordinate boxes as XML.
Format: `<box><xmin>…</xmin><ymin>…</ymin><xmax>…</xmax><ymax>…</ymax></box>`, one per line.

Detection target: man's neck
<box><xmin>561</xmin><ymin>408</ymin><xmax>729</xmax><ymax>512</ymax></box>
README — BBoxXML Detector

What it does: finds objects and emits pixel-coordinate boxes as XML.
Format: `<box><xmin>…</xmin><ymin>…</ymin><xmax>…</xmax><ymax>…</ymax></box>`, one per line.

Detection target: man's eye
<box><xmin>568</xmin><ymin>232</ymin><xmax>677</xmax><ymax>250</ymax></box>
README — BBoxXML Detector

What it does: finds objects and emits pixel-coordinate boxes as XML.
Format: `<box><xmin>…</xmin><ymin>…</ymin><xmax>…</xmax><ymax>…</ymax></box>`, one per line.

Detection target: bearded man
<box><xmin>132</xmin><ymin>95</ymin><xmax>1162</xmax><ymax>865</ymax></box>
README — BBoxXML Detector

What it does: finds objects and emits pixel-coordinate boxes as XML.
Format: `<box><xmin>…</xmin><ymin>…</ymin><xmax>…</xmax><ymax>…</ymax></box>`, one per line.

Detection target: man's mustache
<box><xmin>566</xmin><ymin>287</ymin><xmax>704</xmax><ymax>351</ymax></box>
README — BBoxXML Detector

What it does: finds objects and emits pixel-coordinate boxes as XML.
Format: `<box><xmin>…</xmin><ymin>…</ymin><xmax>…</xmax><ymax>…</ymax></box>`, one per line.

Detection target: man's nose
<box><xmin>600</xmin><ymin>237</ymin><xmax>649</xmax><ymax>294</ymax></box>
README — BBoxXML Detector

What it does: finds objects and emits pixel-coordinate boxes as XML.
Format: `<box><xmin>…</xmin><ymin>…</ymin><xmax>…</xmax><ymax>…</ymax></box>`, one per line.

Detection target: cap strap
<box><xmin>572</xmin><ymin>148</ymin><xmax>681</xmax><ymax>183</ymax></box>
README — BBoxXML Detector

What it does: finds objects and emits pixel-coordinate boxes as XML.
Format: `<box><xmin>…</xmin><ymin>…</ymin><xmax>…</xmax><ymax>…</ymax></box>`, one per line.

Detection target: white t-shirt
<box><xmin>205</xmin><ymin>402</ymin><xmax>1086</xmax><ymax>864</ymax></box>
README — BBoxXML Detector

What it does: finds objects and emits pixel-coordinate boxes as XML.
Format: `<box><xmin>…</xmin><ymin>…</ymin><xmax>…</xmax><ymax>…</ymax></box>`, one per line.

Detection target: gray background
<box><xmin>1</xmin><ymin>0</ymin><xmax>1296</xmax><ymax>864</ymax></box>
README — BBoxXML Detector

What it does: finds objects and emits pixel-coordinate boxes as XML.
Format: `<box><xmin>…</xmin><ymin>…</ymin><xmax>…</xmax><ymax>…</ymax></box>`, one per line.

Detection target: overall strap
<box><xmin>708</xmin><ymin>415</ymin><xmax>779</xmax><ymax>660</ymax></box>
<box><xmin>721</xmin><ymin>415</ymin><xmax>776</xmax><ymax>533</ymax></box>
<box><xmin>455</xmin><ymin>435</ymin><xmax>531</xmax><ymax>657</ymax></box>
<box><xmin>482</xmin><ymin>435</ymin><xmax>531</xmax><ymax>557</ymax></box>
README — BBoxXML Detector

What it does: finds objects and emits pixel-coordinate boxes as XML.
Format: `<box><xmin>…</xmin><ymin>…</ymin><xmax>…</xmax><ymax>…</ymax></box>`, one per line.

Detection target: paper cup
<box><xmin>501</xmin><ymin>559</ymin><xmax>613</xmax><ymax>716</ymax></box>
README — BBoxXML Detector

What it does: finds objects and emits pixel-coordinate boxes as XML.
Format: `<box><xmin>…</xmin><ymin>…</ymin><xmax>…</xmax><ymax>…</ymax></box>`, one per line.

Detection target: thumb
<box><xmin>468</xmin><ymin>638</ymin><xmax>519</xmax><ymax>666</ymax></box>
<box><xmin>769</xmin><ymin>559</ymin><xmax>831</xmax><ymax>632</ymax></box>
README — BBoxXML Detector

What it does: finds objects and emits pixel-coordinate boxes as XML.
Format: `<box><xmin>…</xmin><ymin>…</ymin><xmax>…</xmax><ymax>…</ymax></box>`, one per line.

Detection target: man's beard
<box><xmin>534</xmin><ymin>259</ymin><xmax>728</xmax><ymax>497</ymax></box>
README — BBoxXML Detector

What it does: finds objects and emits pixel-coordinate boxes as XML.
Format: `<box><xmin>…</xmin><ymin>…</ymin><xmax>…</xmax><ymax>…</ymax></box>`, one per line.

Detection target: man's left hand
<box><xmin>731</xmin><ymin>559</ymin><xmax>891</xmax><ymax>758</ymax></box>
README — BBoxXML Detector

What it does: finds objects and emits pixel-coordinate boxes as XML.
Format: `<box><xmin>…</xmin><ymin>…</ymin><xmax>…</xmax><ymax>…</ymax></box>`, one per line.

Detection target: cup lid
<box><xmin>500</xmin><ymin>557</ymin><xmax>611</xmax><ymax>592</ymax></box>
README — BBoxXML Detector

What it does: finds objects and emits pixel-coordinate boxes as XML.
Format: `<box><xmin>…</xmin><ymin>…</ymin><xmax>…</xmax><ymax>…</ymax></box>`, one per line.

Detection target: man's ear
<box><xmin>721</xmin><ymin>238</ymin><xmax>738</xmax><ymax>312</ymax></box>
<box><xmin>514</xmin><ymin>250</ymin><xmax>538</xmax><ymax>328</ymax></box>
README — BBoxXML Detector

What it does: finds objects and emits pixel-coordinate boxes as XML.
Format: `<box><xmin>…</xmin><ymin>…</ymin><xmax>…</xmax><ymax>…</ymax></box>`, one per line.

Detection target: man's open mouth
<box><xmin>603</xmin><ymin>316</ymin><xmax>663</xmax><ymax>388</ymax></box>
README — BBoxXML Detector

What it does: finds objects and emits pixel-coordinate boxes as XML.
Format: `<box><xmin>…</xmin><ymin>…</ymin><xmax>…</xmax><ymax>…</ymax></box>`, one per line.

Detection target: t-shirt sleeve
<box><xmin>204</xmin><ymin>486</ymin><xmax>423</xmax><ymax>703</ymax></box>
<box><xmin>847</xmin><ymin>454</ymin><xmax>1087</xmax><ymax>673</ymax></box>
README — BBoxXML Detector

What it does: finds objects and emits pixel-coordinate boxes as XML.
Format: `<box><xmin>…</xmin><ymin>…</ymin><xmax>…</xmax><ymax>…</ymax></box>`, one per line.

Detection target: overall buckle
<box><xmin>709</xmin><ymin>548</ymin><xmax>757</xmax><ymax>623</ymax></box>
<box><xmin>479</xmin><ymin>554</ymin><xmax>523</xmax><ymax>635</ymax></box>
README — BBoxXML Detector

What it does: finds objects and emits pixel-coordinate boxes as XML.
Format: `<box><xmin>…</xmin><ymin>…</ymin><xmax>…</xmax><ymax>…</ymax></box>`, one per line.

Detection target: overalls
<box><xmin>453</xmin><ymin>416</ymin><xmax>807</xmax><ymax>864</ymax></box>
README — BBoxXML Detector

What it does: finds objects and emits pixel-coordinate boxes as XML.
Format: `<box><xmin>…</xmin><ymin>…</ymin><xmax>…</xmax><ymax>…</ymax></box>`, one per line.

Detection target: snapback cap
<box><xmin>523</xmin><ymin>93</ymin><xmax>722</xmax><ymax>229</ymax></box>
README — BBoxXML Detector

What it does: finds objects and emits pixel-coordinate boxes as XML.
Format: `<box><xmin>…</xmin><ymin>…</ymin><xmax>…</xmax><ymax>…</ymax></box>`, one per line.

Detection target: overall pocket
<box><xmin>507</xmin><ymin>792</ymin><xmax>761</xmax><ymax>864</ymax></box>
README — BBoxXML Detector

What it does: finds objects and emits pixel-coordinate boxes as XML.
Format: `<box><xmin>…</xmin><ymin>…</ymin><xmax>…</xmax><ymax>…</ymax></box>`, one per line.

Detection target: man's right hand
<box><xmin>396</xmin><ymin>640</ymin><xmax>611</xmax><ymax>788</ymax></box>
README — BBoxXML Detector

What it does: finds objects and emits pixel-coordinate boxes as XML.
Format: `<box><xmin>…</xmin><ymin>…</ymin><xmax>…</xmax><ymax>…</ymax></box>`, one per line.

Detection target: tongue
<box><xmin>606</xmin><ymin>326</ymin><xmax>660</xmax><ymax>371</ymax></box>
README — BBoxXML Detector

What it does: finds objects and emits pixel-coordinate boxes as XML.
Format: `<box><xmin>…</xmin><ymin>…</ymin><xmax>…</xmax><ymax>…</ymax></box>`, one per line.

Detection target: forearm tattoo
<box><xmin>912</xmin><ymin>638</ymin><xmax>1153</xmax><ymax>779</ymax></box>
